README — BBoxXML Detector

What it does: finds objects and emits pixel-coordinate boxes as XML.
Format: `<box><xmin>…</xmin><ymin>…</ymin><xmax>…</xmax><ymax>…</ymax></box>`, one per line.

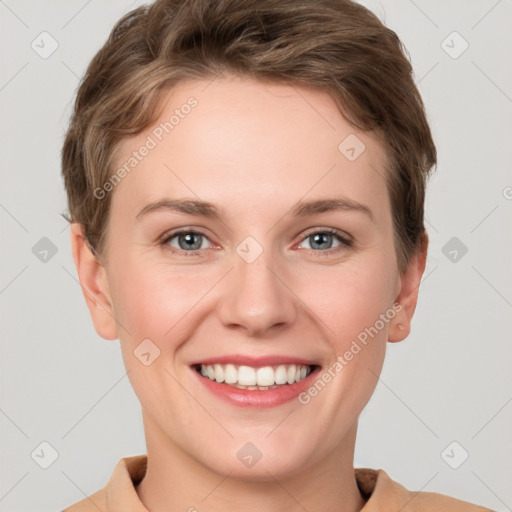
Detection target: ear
<box><xmin>388</xmin><ymin>232</ymin><xmax>428</xmax><ymax>343</ymax></box>
<box><xmin>70</xmin><ymin>223</ymin><xmax>118</xmax><ymax>340</ymax></box>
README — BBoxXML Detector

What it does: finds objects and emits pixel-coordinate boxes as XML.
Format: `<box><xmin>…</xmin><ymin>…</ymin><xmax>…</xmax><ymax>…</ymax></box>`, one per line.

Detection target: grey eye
<box><xmin>168</xmin><ymin>232</ymin><xmax>210</xmax><ymax>251</ymax></box>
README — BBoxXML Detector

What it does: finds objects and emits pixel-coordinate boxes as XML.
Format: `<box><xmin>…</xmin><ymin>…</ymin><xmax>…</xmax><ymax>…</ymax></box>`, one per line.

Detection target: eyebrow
<box><xmin>136</xmin><ymin>199</ymin><xmax>222</xmax><ymax>221</ymax></box>
<box><xmin>135</xmin><ymin>196</ymin><xmax>375</xmax><ymax>222</ymax></box>
<box><xmin>291</xmin><ymin>197</ymin><xmax>375</xmax><ymax>222</ymax></box>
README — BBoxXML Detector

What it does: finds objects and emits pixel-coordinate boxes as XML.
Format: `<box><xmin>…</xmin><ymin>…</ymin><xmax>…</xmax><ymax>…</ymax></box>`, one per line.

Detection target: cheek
<box><xmin>297</xmin><ymin>257</ymin><xmax>395</xmax><ymax>344</ymax></box>
<box><xmin>111</xmin><ymin>253</ymin><xmax>396</xmax><ymax>344</ymax></box>
<box><xmin>293</xmin><ymin>263</ymin><xmax>391</xmax><ymax>436</ymax></box>
<box><xmin>110</xmin><ymin>258</ymin><xmax>213</xmax><ymax>344</ymax></box>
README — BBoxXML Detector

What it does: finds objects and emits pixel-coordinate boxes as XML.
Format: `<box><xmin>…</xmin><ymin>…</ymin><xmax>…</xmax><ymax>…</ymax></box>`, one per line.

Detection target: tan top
<box><xmin>62</xmin><ymin>455</ymin><xmax>493</xmax><ymax>511</ymax></box>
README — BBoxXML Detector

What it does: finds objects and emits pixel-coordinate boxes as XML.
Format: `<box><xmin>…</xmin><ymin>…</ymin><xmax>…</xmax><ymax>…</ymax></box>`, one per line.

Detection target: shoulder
<box><xmin>408</xmin><ymin>489</ymin><xmax>495</xmax><ymax>511</ymax></box>
<box><xmin>60</xmin><ymin>455</ymin><xmax>147</xmax><ymax>512</ymax></box>
<box><xmin>61</xmin><ymin>488</ymin><xmax>107</xmax><ymax>512</ymax></box>
<box><xmin>356</xmin><ymin>468</ymin><xmax>495</xmax><ymax>511</ymax></box>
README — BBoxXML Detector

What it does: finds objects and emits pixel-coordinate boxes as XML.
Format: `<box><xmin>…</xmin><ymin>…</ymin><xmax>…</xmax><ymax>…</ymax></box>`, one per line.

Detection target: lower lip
<box><xmin>191</xmin><ymin>366</ymin><xmax>320</xmax><ymax>408</ymax></box>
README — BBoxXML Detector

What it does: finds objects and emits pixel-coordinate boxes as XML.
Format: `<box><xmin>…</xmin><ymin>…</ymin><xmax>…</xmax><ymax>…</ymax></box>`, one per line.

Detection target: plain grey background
<box><xmin>1</xmin><ymin>0</ymin><xmax>511</xmax><ymax>510</ymax></box>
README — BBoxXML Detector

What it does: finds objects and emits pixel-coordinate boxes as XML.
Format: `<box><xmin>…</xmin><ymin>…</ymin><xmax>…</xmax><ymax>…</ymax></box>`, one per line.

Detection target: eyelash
<box><xmin>159</xmin><ymin>228</ymin><xmax>353</xmax><ymax>257</ymax></box>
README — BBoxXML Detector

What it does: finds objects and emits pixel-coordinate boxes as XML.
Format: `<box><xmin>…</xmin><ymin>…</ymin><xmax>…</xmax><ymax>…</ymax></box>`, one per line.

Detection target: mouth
<box><xmin>190</xmin><ymin>358</ymin><xmax>322</xmax><ymax>408</ymax></box>
<box><xmin>192</xmin><ymin>362</ymin><xmax>319</xmax><ymax>390</ymax></box>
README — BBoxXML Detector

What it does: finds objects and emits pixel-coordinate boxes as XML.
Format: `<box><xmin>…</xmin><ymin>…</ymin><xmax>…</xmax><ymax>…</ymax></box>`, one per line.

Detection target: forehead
<box><xmin>111</xmin><ymin>75</ymin><xmax>389</xmax><ymax>218</ymax></box>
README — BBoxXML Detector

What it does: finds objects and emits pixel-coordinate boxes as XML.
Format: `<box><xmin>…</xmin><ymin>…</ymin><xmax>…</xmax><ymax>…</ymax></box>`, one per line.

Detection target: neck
<box><xmin>135</xmin><ymin>412</ymin><xmax>365</xmax><ymax>512</ymax></box>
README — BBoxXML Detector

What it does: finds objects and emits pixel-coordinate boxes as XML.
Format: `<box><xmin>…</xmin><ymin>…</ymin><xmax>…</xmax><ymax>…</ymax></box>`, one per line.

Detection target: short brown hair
<box><xmin>61</xmin><ymin>0</ymin><xmax>436</xmax><ymax>272</ymax></box>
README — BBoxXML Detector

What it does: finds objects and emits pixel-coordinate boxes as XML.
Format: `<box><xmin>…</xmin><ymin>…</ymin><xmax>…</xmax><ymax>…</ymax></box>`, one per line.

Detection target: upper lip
<box><xmin>190</xmin><ymin>354</ymin><xmax>319</xmax><ymax>368</ymax></box>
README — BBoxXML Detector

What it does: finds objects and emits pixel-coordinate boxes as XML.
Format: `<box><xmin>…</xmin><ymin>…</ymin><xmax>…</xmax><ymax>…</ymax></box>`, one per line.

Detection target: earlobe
<box><xmin>388</xmin><ymin>233</ymin><xmax>428</xmax><ymax>343</ymax></box>
<box><xmin>70</xmin><ymin>223</ymin><xmax>119</xmax><ymax>341</ymax></box>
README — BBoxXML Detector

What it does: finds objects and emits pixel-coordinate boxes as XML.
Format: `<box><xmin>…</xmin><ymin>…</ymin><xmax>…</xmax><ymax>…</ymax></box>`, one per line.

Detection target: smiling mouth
<box><xmin>192</xmin><ymin>363</ymin><xmax>319</xmax><ymax>390</ymax></box>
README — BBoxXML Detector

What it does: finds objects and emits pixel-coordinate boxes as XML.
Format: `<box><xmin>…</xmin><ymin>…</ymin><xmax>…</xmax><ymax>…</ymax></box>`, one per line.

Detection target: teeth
<box><xmin>256</xmin><ymin>366</ymin><xmax>273</xmax><ymax>386</ymax></box>
<box><xmin>275</xmin><ymin>365</ymin><xmax>288</xmax><ymax>385</ymax></box>
<box><xmin>198</xmin><ymin>363</ymin><xmax>313</xmax><ymax>388</ymax></box>
<box><xmin>224</xmin><ymin>364</ymin><xmax>237</xmax><ymax>384</ymax></box>
<box><xmin>239</xmin><ymin>365</ymin><xmax>256</xmax><ymax>386</ymax></box>
<box><xmin>287</xmin><ymin>365</ymin><xmax>296</xmax><ymax>384</ymax></box>
<box><xmin>214</xmin><ymin>364</ymin><xmax>224</xmax><ymax>383</ymax></box>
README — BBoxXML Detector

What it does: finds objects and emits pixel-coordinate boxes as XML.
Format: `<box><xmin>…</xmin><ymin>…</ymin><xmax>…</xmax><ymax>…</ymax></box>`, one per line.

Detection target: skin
<box><xmin>71</xmin><ymin>75</ymin><xmax>427</xmax><ymax>511</ymax></box>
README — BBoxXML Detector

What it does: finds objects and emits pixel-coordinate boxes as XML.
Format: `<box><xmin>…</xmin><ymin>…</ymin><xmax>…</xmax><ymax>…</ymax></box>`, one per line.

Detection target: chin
<box><xmin>197</xmin><ymin>441</ymin><xmax>313</xmax><ymax>482</ymax></box>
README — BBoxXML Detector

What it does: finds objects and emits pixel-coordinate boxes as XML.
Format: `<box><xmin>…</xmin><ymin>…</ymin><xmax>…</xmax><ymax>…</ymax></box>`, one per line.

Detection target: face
<box><xmin>72</xmin><ymin>75</ymin><xmax>425</xmax><ymax>480</ymax></box>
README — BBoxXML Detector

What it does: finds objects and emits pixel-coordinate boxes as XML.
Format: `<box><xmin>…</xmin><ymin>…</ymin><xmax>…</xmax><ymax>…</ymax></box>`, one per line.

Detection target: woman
<box><xmin>60</xmin><ymin>0</ymin><xmax>493</xmax><ymax>509</ymax></box>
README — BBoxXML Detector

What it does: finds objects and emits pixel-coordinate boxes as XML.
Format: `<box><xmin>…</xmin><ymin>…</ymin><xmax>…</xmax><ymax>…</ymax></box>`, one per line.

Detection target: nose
<box><xmin>217</xmin><ymin>247</ymin><xmax>298</xmax><ymax>338</ymax></box>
